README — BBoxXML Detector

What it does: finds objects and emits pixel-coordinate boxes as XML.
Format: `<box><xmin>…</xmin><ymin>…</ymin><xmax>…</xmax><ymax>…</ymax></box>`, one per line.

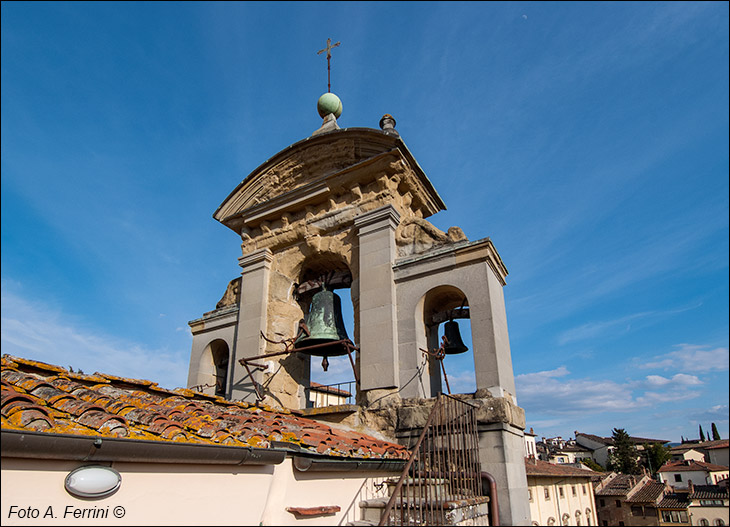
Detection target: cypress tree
<box><xmin>711</xmin><ymin>423</ymin><xmax>721</xmax><ymax>441</ymax></box>
<box><xmin>607</xmin><ymin>428</ymin><xmax>640</xmax><ymax>474</ymax></box>
<box><xmin>699</xmin><ymin>425</ymin><xmax>706</xmax><ymax>442</ymax></box>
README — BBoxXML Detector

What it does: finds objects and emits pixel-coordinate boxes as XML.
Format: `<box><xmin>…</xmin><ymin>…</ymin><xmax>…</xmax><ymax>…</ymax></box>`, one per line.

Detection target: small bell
<box><xmin>442</xmin><ymin>320</ymin><xmax>468</xmax><ymax>355</ymax></box>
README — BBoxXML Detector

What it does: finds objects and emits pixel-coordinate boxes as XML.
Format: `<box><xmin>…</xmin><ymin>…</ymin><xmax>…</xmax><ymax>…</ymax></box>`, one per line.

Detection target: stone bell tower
<box><xmin>186</xmin><ymin>92</ymin><xmax>529</xmax><ymax>525</ymax></box>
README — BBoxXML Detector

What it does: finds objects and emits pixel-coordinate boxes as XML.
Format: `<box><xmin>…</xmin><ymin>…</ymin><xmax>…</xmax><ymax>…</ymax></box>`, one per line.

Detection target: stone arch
<box><xmin>194</xmin><ymin>338</ymin><xmax>230</xmax><ymax>397</ymax></box>
<box><xmin>562</xmin><ymin>512</ymin><xmax>570</xmax><ymax>525</ymax></box>
<box><xmin>417</xmin><ymin>284</ymin><xmax>473</xmax><ymax>396</ymax></box>
<box><xmin>294</xmin><ymin>251</ymin><xmax>357</xmax><ymax>391</ymax></box>
<box><xmin>547</xmin><ymin>517</ymin><xmax>556</xmax><ymax>526</ymax></box>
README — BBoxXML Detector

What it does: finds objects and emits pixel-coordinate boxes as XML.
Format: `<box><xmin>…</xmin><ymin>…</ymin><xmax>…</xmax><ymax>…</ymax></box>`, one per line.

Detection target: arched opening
<box><xmin>196</xmin><ymin>339</ymin><xmax>230</xmax><ymax>397</ymax></box>
<box><xmin>296</xmin><ymin>254</ymin><xmax>356</xmax><ymax>407</ymax></box>
<box><xmin>422</xmin><ymin>285</ymin><xmax>475</xmax><ymax>395</ymax></box>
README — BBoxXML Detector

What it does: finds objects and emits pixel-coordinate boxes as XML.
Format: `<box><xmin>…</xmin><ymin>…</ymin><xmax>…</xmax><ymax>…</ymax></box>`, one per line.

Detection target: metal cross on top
<box><xmin>317</xmin><ymin>38</ymin><xmax>340</xmax><ymax>93</ymax></box>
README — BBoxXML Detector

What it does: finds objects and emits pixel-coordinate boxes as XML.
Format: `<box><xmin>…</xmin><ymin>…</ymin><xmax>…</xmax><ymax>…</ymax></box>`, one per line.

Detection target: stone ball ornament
<box><xmin>317</xmin><ymin>92</ymin><xmax>343</xmax><ymax>118</ymax></box>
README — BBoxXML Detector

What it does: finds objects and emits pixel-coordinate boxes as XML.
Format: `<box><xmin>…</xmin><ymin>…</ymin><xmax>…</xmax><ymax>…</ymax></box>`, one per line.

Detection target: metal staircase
<box><xmin>350</xmin><ymin>394</ymin><xmax>494</xmax><ymax>526</ymax></box>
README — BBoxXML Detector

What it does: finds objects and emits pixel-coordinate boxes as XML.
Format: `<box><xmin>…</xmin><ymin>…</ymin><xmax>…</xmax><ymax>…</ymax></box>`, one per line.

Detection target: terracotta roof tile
<box><xmin>1</xmin><ymin>354</ymin><xmax>409</xmax><ymax>461</ymax></box>
<box><xmin>658</xmin><ymin>460</ymin><xmax>728</xmax><ymax>472</ymax></box>
<box><xmin>595</xmin><ymin>474</ymin><xmax>636</xmax><ymax>496</ymax></box>
<box><xmin>658</xmin><ymin>494</ymin><xmax>690</xmax><ymax>509</ymax></box>
<box><xmin>688</xmin><ymin>485</ymin><xmax>729</xmax><ymax>500</ymax></box>
<box><xmin>626</xmin><ymin>481</ymin><xmax>666</xmax><ymax>503</ymax></box>
<box><xmin>524</xmin><ymin>458</ymin><xmax>596</xmax><ymax>478</ymax></box>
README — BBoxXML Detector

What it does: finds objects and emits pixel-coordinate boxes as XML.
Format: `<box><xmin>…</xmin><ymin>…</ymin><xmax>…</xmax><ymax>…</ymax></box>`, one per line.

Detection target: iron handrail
<box><xmin>378</xmin><ymin>394</ymin><xmax>444</xmax><ymax>526</ymax></box>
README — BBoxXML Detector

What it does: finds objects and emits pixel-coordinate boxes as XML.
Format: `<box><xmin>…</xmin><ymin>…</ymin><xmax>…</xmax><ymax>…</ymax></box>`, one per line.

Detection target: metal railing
<box><xmin>379</xmin><ymin>394</ymin><xmax>489</xmax><ymax>526</ymax></box>
<box><xmin>305</xmin><ymin>380</ymin><xmax>356</xmax><ymax>408</ymax></box>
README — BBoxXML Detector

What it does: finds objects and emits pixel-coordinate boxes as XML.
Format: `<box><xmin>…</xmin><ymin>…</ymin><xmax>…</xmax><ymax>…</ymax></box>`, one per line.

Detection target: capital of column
<box><xmin>238</xmin><ymin>248</ymin><xmax>274</xmax><ymax>274</ymax></box>
<box><xmin>354</xmin><ymin>204</ymin><xmax>401</xmax><ymax>236</ymax></box>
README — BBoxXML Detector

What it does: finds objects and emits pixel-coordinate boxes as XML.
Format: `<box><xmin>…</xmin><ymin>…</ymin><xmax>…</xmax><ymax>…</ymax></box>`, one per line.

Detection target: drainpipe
<box><xmin>260</xmin><ymin>459</ymin><xmax>290</xmax><ymax>526</ymax></box>
<box><xmin>481</xmin><ymin>471</ymin><xmax>500</xmax><ymax>526</ymax></box>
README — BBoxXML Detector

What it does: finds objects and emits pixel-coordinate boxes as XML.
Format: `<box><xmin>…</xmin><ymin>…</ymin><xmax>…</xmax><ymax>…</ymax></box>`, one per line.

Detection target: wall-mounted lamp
<box><xmin>64</xmin><ymin>465</ymin><xmax>121</xmax><ymax>499</ymax></box>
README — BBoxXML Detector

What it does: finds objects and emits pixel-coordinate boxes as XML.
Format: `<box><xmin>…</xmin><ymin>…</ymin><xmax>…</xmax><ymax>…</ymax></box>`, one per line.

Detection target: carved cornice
<box><xmin>214</xmin><ymin>128</ymin><xmax>445</xmax><ymax>236</ymax></box>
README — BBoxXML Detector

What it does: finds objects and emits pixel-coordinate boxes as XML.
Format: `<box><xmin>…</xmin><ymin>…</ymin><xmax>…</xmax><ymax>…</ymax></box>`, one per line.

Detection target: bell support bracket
<box><xmin>420</xmin><ymin>335</ymin><xmax>452</xmax><ymax>395</ymax></box>
<box><xmin>238</xmin><ymin>330</ymin><xmax>360</xmax><ymax>402</ymax></box>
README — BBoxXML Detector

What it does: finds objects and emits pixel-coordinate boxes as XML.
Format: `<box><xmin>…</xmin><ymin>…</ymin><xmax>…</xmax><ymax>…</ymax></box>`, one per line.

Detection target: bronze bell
<box><xmin>294</xmin><ymin>288</ymin><xmax>350</xmax><ymax>357</ymax></box>
<box><xmin>442</xmin><ymin>320</ymin><xmax>468</xmax><ymax>354</ymax></box>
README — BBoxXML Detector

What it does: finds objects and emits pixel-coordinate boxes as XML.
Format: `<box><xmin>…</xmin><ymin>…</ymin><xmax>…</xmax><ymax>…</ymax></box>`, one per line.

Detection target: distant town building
<box><xmin>593</xmin><ymin>473</ymin><xmax>666</xmax><ymax>526</ymax></box>
<box><xmin>525</xmin><ymin>458</ymin><xmax>597</xmax><ymax>526</ymax></box>
<box><xmin>657</xmin><ymin>460</ymin><xmax>729</xmax><ymax>489</ymax></box>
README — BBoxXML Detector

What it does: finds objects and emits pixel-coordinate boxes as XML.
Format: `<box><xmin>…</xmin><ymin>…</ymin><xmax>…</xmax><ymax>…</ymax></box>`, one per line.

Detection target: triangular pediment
<box><xmin>214</xmin><ymin>128</ymin><xmax>445</xmax><ymax>234</ymax></box>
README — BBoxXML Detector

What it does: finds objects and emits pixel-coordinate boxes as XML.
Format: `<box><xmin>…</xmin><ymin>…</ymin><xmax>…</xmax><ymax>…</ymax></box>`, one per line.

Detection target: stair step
<box><xmin>359</xmin><ymin>496</ymin><xmax>490</xmax><ymax>526</ymax></box>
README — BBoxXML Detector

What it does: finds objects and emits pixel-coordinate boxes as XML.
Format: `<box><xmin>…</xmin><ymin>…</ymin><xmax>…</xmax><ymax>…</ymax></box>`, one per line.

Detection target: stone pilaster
<box><xmin>230</xmin><ymin>248</ymin><xmax>273</xmax><ymax>403</ymax></box>
<box><xmin>354</xmin><ymin>205</ymin><xmax>400</xmax><ymax>400</ymax></box>
<box><xmin>478</xmin><ymin>423</ymin><xmax>530</xmax><ymax>526</ymax></box>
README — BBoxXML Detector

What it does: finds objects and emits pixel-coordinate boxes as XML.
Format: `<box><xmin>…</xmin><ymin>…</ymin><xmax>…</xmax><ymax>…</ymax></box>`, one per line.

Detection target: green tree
<box><xmin>700</xmin><ymin>425</ymin><xmax>706</xmax><ymax>442</ymax></box>
<box><xmin>581</xmin><ymin>458</ymin><xmax>605</xmax><ymax>472</ymax></box>
<box><xmin>643</xmin><ymin>443</ymin><xmax>671</xmax><ymax>475</ymax></box>
<box><xmin>606</xmin><ymin>428</ymin><xmax>641</xmax><ymax>474</ymax></box>
<box><xmin>711</xmin><ymin>423</ymin><xmax>721</xmax><ymax>440</ymax></box>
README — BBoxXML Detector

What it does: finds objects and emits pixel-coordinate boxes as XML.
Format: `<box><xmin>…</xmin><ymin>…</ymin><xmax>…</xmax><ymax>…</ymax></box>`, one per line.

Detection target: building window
<box><xmin>599</xmin><ymin>499</ymin><xmax>605</xmax><ymax>507</ymax></box>
<box><xmin>662</xmin><ymin>511</ymin><xmax>689</xmax><ymax>523</ymax></box>
<box><xmin>615</xmin><ymin>500</ymin><xmax>621</xmax><ymax>508</ymax></box>
<box><xmin>699</xmin><ymin>520</ymin><xmax>709</xmax><ymax>526</ymax></box>
<box><xmin>572</xmin><ymin>485</ymin><xmax>577</xmax><ymax>497</ymax></box>
<box><xmin>674</xmin><ymin>473</ymin><xmax>682</xmax><ymax>482</ymax></box>
<box><xmin>631</xmin><ymin>506</ymin><xmax>643</xmax><ymax>516</ymax></box>
<box><xmin>714</xmin><ymin>520</ymin><xmax>725</xmax><ymax>526</ymax></box>
<box><xmin>582</xmin><ymin>484</ymin><xmax>587</xmax><ymax>495</ymax></box>
<box><xmin>560</xmin><ymin>487</ymin><xmax>565</xmax><ymax>498</ymax></box>
<box><xmin>545</xmin><ymin>488</ymin><xmax>551</xmax><ymax>500</ymax></box>
<box><xmin>547</xmin><ymin>517</ymin><xmax>556</xmax><ymax>526</ymax></box>
<box><xmin>528</xmin><ymin>489</ymin><xmax>533</xmax><ymax>502</ymax></box>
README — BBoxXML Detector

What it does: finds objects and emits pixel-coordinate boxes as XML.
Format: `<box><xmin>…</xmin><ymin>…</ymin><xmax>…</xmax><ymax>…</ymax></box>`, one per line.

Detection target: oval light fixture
<box><xmin>65</xmin><ymin>465</ymin><xmax>121</xmax><ymax>499</ymax></box>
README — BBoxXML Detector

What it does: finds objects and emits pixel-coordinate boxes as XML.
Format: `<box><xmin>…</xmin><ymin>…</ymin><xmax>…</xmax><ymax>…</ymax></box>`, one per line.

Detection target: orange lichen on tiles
<box><xmin>1</xmin><ymin>354</ymin><xmax>408</xmax><ymax>460</ymax></box>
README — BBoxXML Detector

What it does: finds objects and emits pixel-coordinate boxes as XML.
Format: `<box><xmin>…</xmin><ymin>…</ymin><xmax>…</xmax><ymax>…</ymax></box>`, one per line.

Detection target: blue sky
<box><xmin>2</xmin><ymin>2</ymin><xmax>728</xmax><ymax>445</ymax></box>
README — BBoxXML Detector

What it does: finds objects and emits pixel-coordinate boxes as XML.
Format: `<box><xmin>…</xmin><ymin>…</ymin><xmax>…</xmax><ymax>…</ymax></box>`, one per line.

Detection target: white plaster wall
<box><xmin>672</xmin><ymin>449</ymin><xmax>706</xmax><ymax>462</ymax></box>
<box><xmin>527</xmin><ymin>476</ymin><xmax>597</xmax><ymax>526</ymax></box>
<box><xmin>689</xmin><ymin>503</ymin><xmax>730</xmax><ymax>527</ymax></box>
<box><xmin>708</xmin><ymin>447</ymin><xmax>729</xmax><ymax>467</ymax></box>
<box><xmin>658</xmin><ymin>468</ymin><xmax>729</xmax><ymax>488</ymax></box>
<box><xmin>1</xmin><ymin>457</ymin><xmax>398</xmax><ymax>526</ymax></box>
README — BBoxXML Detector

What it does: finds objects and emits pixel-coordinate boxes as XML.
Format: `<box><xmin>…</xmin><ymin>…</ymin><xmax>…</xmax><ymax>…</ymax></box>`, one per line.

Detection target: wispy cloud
<box><xmin>0</xmin><ymin>287</ymin><xmax>188</xmax><ymax>389</ymax></box>
<box><xmin>515</xmin><ymin>365</ymin><xmax>705</xmax><ymax>416</ymax></box>
<box><xmin>557</xmin><ymin>304</ymin><xmax>704</xmax><ymax>345</ymax></box>
<box><xmin>640</xmin><ymin>344</ymin><xmax>730</xmax><ymax>373</ymax></box>
<box><xmin>645</xmin><ymin>374</ymin><xmax>702</xmax><ymax>388</ymax></box>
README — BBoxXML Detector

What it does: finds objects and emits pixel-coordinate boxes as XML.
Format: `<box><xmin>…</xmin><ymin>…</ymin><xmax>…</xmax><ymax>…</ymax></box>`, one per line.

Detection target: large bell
<box><xmin>442</xmin><ymin>320</ymin><xmax>468</xmax><ymax>355</ymax></box>
<box><xmin>294</xmin><ymin>288</ymin><xmax>350</xmax><ymax>357</ymax></box>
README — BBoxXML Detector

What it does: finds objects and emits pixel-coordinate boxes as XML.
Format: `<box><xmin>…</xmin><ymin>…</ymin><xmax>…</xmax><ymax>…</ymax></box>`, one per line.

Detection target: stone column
<box><xmin>354</xmin><ymin>205</ymin><xmax>400</xmax><ymax>403</ymax></box>
<box><xmin>230</xmin><ymin>248</ymin><xmax>273</xmax><ymax>403</ymax></box>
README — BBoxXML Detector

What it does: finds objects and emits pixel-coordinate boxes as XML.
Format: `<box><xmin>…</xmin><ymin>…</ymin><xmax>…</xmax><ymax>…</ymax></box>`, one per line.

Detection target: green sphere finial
<box><xmin>317</xmin><ymin>92</ymin><xmax>343</xmax><ymax>118</ymax></box>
